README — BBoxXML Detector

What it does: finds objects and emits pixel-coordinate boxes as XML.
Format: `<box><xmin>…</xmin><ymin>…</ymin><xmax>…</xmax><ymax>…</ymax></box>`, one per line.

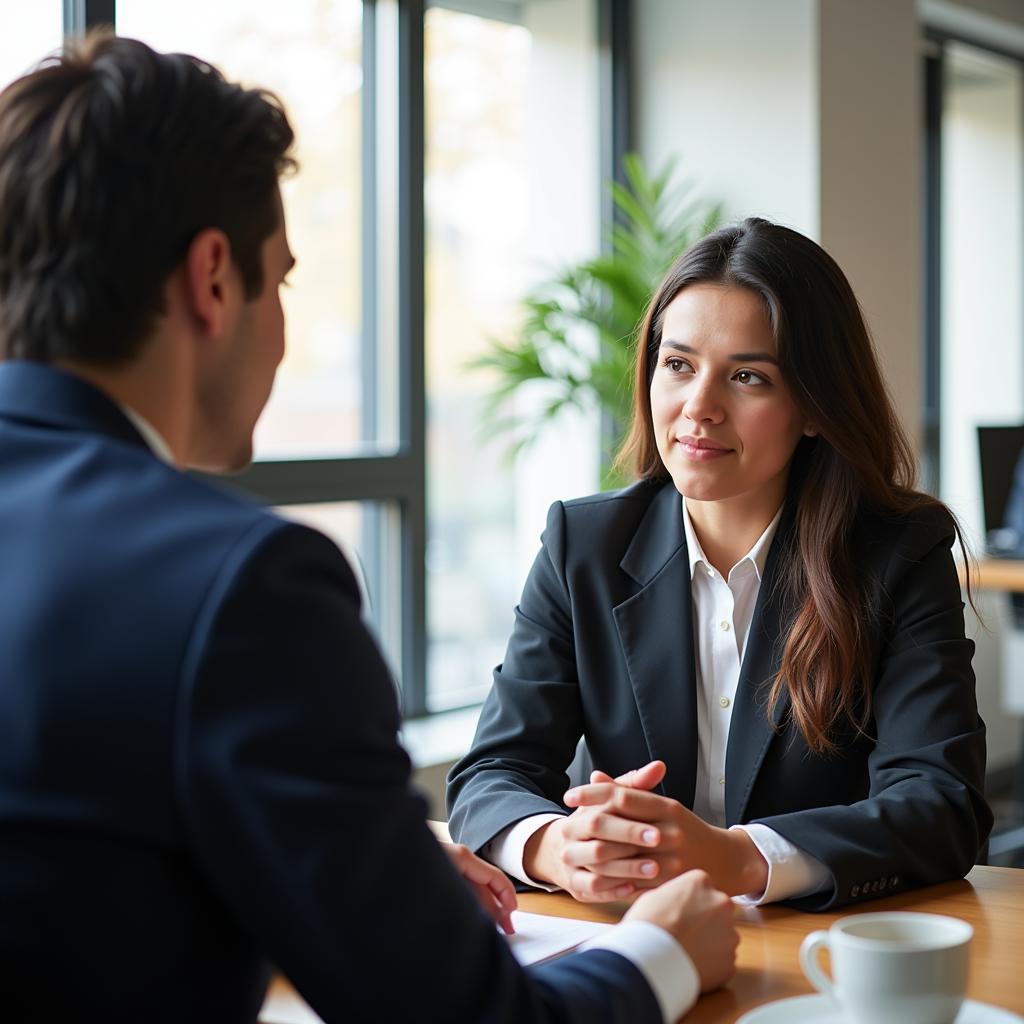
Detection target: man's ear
<box><xmin>184</xmin><ymin>228</ymin><xmax>236</xmax><ymax>338</ymax></box>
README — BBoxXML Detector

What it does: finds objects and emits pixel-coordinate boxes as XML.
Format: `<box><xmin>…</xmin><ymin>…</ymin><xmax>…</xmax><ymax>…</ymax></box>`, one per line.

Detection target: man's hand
<box><xmin>443</xmin><ymin>843</ymin><xmax>518</xmax><ymax>935</ymax></box>
<box><xmin>624</xmin><ymin>869</ymin><xmax>739</xmax><ymax>993</ymax></box>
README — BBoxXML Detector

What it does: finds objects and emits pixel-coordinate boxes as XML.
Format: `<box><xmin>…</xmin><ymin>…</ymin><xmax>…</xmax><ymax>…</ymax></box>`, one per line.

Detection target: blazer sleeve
<box><xmin>752</xmin><ymin>510</ymin><xmax>993</xmax><ymax>911</ymax></box>
<box><xmin>447</xmin><ymin>500</ymin><xmax>588</xmax><ymax>855</ymax></box>
<box><xmin>176</xmin><ymin>521</ymin><xmax>661</xmax><ymax>1024</ymax></box>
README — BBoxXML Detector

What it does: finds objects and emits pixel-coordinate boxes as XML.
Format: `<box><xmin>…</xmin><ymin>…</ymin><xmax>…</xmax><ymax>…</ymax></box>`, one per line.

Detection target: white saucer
<box><xmin>736</xmin><ymin>994</ymin><xmax>1024</xmax><ymax>1023</ymax></box>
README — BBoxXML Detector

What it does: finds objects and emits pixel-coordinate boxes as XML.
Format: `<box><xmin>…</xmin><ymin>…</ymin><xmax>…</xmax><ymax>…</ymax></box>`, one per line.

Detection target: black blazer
<box><xmin>447</xmin><ymin>478</ymin><xmax>993</xmax><ymax>911</ymax></box>
<box><xmin>0</xmin><ymin>362</ymin><xmax>663</xmax><ymax>1024</ymax></box>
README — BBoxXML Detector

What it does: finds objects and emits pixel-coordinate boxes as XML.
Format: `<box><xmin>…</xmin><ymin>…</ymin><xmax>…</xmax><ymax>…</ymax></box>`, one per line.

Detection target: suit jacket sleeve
<box><xmin>175</xmin><ymin>521</ymin><xmax>662</xmax><ymax>1024</ymax></box>
<box><xmin>447</xmin><ymin>500</ymin><xmax>587</xmax><ymax>855</ymax></box>
<box><xmin>753</xmin><ymin>510</ymin><xmax>993</xmax><ymax>911</ymax></box>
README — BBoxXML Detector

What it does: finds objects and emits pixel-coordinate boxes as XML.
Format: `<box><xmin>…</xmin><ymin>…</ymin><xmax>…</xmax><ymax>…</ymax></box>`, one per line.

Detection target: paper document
<box><xmin>504</xmin><ymin>910</ymin><xmax>613</xmax><ymax>966</ymax></box>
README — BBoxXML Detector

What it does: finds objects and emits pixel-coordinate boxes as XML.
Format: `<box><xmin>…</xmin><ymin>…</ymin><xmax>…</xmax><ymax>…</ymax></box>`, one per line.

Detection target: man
<box><xmin>0</xmin><ymin>33</ymin><xmax>737</xmax><ymax>1023</ymax></box>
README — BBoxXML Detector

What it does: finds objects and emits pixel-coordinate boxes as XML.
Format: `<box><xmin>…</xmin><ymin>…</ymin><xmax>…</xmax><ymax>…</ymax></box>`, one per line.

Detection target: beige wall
<box><xmin>635</xmin><ymin>0</ymin><xmax>923</xmax><ymax>445</ymax></box>
<box><xmin>819</xmin><ymin>0</ymin><xmax>922</xmax><ymax>442</ymax></box>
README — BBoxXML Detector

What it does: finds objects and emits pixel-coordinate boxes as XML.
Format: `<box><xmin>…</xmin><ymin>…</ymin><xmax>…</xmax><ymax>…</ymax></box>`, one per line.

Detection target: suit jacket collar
<box><xmin>0</xmin><ymin>360</ymin><xmax>149</xmax><ymax>452</ymax></box>
<box><xmin>724</xmin><ymin>502</ymin><xmax>797</xmax><ymax>823</ymax></box>
<box><xmin>614</xmin><ymin>481</ymin><xmax>698</xmax><ymax>806</ymax></box>
<box><xmin>614</xmin><ymin>479</ymin><xmax>798</xmax><ymax>823</ymax></box>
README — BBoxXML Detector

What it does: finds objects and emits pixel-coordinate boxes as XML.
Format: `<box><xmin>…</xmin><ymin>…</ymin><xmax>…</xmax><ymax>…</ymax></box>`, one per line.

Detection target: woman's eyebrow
<box><xmin>660</xmin><ymin>340</ymin><xmax>778</xmax><ymax>364</ymax></box>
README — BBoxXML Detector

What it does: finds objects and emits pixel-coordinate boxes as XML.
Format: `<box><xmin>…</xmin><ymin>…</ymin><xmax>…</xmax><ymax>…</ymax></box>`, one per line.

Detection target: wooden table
<box><xmin>513</xmin><ymin>865</ymin><xmax>1024</xmax><ymax>1022</ymax></box>
<box><xmin>263</xmin><ymin>860</ymin><xmax>1024</xmax><ymax>1023</ymax></box>
<box><xmin>962</xmin><ymin>557</ymin><xmax>1024</xmax><ymax>592</ymax></box>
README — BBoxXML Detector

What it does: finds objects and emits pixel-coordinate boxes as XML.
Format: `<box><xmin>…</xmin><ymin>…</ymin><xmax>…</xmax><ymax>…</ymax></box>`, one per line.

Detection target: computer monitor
<box><xmin>977</xmin><ymin>424</ymin><xmax>1024</xmax><ymax>555</ymax></box>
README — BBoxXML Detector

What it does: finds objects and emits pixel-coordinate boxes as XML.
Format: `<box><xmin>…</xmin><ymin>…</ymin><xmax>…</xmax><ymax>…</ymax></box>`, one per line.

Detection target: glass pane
<box><xmin>424</xmin><ymin>2</ymin><xmax>600</xmax><ymax>711</ymax></box>
<box><xmin>275</xmin><ymin>500</ymin><xmax>402</xmax><ymax>681</ymax></box>
<box><xmin>0</xmin><ymin>2</ymin><xmax>62</xmax><ymax>91</ymax></box>
<box><xmin>940</xmin><ymin>43</ymin><xmax>1024</xmax><ymax>540</ymax></box>
<box><xmin>117</xmin><ymin>0</ymin><xmax>368</xmax><ymax>459</ymax></box>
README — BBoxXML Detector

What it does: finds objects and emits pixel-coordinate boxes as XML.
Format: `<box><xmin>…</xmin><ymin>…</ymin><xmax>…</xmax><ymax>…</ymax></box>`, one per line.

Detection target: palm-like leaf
<box><xmin>475</xmin><ymin>154</ymin><xmax>721</xmax><ymax>488</ymax></box>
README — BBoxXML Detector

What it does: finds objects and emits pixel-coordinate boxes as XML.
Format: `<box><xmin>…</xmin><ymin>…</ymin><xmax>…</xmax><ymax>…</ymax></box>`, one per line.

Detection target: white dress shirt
<box><xmin>486</xmin><ymin>499</ymin><xmax>830</xmax><ymax>913</ymax></box>
<box><xmin>121</xmin><ymin>404</ymin><xmax>175</xmax><ymax>465</ymax></box>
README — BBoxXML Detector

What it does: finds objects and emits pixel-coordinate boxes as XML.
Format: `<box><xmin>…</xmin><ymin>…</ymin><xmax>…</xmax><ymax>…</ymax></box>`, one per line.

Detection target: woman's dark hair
<box><xmin>617</xmin><ymin>216</ymin><xmax>971</xmax><ymax>754</ymax></box>
<box><xmin>0</xmin><ymin>31</ymin><xmax>296</xmax><ymax>365</ymax></box>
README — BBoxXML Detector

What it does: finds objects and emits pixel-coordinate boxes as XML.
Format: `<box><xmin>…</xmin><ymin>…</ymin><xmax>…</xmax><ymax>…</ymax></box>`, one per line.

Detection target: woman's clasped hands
<box><xmin>524</xmin><ymin>760</ymin><xmax>769</xmax><ymax>903</ymax></box>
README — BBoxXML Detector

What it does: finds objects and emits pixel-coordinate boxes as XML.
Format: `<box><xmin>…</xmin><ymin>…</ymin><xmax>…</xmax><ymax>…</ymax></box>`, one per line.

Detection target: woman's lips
<box><xmin>677</xmin><ymin>436</ymin><xmax>734</xmax><ymax>461</ymax></box>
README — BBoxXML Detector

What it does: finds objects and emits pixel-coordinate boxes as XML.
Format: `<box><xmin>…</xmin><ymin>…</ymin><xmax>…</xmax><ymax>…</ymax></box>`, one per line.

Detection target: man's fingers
<box><xmin>472</xmin><ymin>882</ymin><xmax>516</xmax><ymax>935</ymax></box>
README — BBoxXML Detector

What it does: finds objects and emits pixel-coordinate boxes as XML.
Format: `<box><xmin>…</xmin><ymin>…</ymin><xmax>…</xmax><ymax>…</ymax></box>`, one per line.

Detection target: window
<box><xmin>423</xmin><ymin>1</ymin><xmax>603</xmax><ymax>710</ymax></box>
<box><xmin>7</xmin><ymin>0</ymin><xmax>626</xmax><ymax>719</ymax></box>
<box><xmin>924</xmin><ymin>35</ymin><xmax>1024</xmax><ymax>535</ymax></box>
<box><xmin>0</xmin><ymin>2</ymin><xmax>62</xmax><ymax>89</ymax></box>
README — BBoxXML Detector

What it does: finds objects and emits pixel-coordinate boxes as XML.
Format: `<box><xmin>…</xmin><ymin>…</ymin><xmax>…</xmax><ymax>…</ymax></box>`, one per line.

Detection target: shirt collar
<box><xmin>681</xmin><ymin>497</ymin><xmax>784</xmax><ymax>583</ymax></box>
<box><xmin>120</xmin><ymin>405</ymin><xmax>176</xmax><ymax>466</ymax></box>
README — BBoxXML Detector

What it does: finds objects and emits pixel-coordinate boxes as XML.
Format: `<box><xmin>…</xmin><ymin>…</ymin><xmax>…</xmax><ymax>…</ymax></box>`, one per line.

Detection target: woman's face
<box><xmin>649</xmin><ymin>283</ymin><xmax>814</xmax><ymax>519</ymax></box>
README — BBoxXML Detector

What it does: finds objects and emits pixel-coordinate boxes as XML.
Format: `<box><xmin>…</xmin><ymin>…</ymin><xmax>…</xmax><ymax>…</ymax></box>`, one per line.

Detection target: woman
<box><xmin>446</xmin><ymin>217</ymin><xmax>992</xmax><ymax>911</ymax></box>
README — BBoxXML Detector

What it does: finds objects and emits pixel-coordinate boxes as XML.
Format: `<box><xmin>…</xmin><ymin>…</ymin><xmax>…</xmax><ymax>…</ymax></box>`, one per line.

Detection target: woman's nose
<box><xmin>683</xmin><ymin>375</ymin><xmax>725</xmax><ymax>424</ymax></box>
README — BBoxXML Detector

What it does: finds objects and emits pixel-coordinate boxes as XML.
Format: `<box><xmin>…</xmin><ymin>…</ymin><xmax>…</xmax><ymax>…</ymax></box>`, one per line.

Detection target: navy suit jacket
<box><xmin>0</xmin><ymin>362</ymin><xmax>662</xmax><ymax>1024</ymax></box>
<box><xmin>447</xmin><ymin>478</ymin><xmax>993</xmax><ymax>911</ymax></box>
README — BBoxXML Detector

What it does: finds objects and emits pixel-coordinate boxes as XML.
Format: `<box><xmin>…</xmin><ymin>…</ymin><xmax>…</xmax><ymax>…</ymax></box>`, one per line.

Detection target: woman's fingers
<box><xmin>561</xmin><ymin>808</ymin><xmax>661</xmax><ymax>848</ymax></box>
<box><xmin>565</xmin><ymin>783</ymin><xmax>673</xmax><ymax>824</ymax></box>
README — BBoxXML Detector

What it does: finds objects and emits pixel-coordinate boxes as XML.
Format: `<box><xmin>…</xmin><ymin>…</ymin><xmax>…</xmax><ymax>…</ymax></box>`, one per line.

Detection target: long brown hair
<box><xmin>617</xmin><ymin>217</ymin><xmax>972</xmax><ymax>754</ymax></box>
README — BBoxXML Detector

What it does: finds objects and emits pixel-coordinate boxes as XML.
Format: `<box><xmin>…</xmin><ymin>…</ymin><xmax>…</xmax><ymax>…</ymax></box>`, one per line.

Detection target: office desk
<box><xmin>566</xmin><ymin>865</ymin><xmax>1023</xmax><ymax>1023</ymax></box>
<box><xmin>962</xmin><ymin>557</ymin><xmax>1024</xmax><ymax>592</ymax></box>
<box><xmin>263</xmin><ymin>863</ymin><xmax>1024</xmax><ymax>1023</ymax></box>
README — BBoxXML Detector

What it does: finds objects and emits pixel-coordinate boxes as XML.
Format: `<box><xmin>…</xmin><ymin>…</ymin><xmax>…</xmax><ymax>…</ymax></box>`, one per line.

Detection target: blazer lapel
<box><xmin>724</xmin><ymin>507</ymin><xmax>797</xmax><ymax>824</ymax></box>
<box><xmin>613</xmin><ymin>482</ymin><xmax>698</xmax><ymax>809</ymax></box>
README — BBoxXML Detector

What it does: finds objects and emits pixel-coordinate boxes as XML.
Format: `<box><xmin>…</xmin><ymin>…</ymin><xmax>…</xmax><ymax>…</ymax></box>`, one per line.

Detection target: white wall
<box><xmin>635</xmin><ymin>0</ymin><xmax>922</xmax><ymax>437</ymax></box>
<box><xmin>819</xmin><ymin>0</ymin><xmax>922</xmax><ymax>435</ymax></box>
<box><xmin>635</xmin><ymin>0</ymin><xmax>820</xmax><ymax>235</ymax></box>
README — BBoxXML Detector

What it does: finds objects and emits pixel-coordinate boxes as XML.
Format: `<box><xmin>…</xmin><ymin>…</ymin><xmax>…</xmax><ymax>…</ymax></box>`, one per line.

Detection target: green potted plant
<box><xmin>474</xmin><ymin>153</ymin><xmax>722</xmax><ymax>489</ymax></box>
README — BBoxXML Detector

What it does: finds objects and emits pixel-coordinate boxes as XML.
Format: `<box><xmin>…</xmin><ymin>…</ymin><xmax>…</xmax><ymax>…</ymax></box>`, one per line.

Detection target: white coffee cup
<box><xmin>799</xmin><ymin>911</ymin><xmax>973</xmax><ymax>1024</ymax></box>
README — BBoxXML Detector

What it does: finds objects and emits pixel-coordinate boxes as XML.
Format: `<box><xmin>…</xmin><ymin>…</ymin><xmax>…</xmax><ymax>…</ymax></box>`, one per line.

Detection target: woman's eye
<box><xmin>664</xmin><ymin>357</ymin><xmax>689</xmax><ymax>373</ymax></box>
<box><xmin>734</xmin><ymin>369</ymin><xmax>767</xmax><ymax>385</ymax></box>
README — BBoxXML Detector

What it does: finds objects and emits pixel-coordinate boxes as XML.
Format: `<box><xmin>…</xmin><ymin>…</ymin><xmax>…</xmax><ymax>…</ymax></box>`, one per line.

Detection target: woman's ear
<box><xmin>803</xmin><ymin>422</ymin><xmax>819</xmax><ymax>438</ymax></box>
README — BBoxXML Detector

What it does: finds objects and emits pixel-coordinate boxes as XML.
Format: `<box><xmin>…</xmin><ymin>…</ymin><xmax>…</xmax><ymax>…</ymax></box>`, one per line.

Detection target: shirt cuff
<box><xmin>484</xmin><ymin>813</ymin><xmax>565</xmax><ymax>891</ymax></box>
<box><xmin>729</xmin><ymin>823</ymin><xmax>831</xmax><ymax>904</ymax></box>
<box><xmin>582</xmin><ymin>920</ymin><xmax>700</xmax><ymax>1023</ymax></box>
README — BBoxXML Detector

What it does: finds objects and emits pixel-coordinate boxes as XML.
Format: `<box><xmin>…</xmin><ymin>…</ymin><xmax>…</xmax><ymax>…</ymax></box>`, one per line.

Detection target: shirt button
<box><xmin>719</xmin><ymin>620</ymin><xmax>730</xmax><ymax>631</ymax></box>
<box><xmin>719</xmin><ymin>696</ymin><xmax>730</xmax><ymax>708</ymax></box>
<box><xmin>706</xmin><ymin>568</ymin><xmax>715</xmax><ymax>577</ymax></box>
<box><xmin>718</xmin><ymin>776</ymin><xmax>725</xmax><ymax>786</ymax></box>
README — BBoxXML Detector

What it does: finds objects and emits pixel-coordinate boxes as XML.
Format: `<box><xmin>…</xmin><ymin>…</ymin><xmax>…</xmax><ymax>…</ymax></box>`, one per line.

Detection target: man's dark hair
<box><xmin>0</xmin><ymin>31</ymin><xmax>296</xmax><ymax>365</ymax></box>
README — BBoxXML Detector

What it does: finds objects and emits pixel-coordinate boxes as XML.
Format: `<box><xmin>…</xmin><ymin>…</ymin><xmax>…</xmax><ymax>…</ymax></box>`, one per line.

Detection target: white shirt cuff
<box><xmin>729</xmin><ymin>823</ymin><xmax>831</xmax><ymax>905</ymax></box>
<box><xmin>484</xmin><ymin>813</ymin><xmax>565</xmax><ymax>891</ymax></box>
<box><xmin>582</xmin><ymin>920</ymin><xmax>700</xmax><ymax>1023</ymax></box>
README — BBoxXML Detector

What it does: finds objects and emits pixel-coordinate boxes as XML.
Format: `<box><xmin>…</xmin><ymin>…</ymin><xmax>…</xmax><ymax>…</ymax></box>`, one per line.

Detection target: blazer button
<box><xmin>890</xmin><ymin>876</ymin><xmax>899</xmax><ymax>888</ymax></box>
<box><xmin>851</xmin><ymin>884</ymin><xmax>860</xmax><ymax>897</ymax></box>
